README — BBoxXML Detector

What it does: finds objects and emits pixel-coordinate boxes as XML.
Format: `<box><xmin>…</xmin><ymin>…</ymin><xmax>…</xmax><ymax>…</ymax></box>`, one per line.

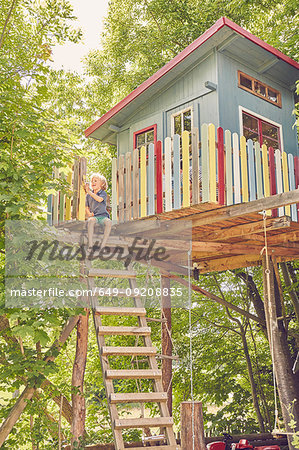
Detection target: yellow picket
<box><xmin>65</xmin><ymin>168</ymin><xmax>72</xmax><ymax>221</ymax></box>
<box><xmin>240</xmin><ymin>136</ymin><xmax>248</xmax><ymax>202</ymax></box>
<box><xmin>282</xmin><ymin>151</ymin><xmax>291</xmax><ymax>216</ymax></box>
<box><xmin>140</xmin><ymin>145</ymin><xmax>147</xmax><ymax>217</ymax></box>
<box><xmin>208</xmin><ymin>124</ymin><xmax>216</xmax><ymax>202</ymax></box>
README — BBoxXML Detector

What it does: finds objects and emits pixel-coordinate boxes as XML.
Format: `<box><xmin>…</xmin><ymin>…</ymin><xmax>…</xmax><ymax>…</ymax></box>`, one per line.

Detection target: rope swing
<box><xmin>188</xmin><ymin>241</ymin><xmax>195</xmax><ymax>450</ymax></box>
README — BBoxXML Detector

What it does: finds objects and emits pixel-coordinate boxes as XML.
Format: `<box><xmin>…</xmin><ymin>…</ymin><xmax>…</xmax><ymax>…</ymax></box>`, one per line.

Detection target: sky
<box><xmin>51</xmin><ymin>0</ymin><xmax>110</xmax><ymax>73</ymax></box>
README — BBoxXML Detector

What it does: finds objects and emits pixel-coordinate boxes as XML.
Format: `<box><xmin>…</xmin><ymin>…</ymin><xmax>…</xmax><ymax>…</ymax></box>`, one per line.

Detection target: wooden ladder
<box><xmin>87</xmin><ymin>265</ymin><xmax>180</xmax><ymax>450</ymax></box>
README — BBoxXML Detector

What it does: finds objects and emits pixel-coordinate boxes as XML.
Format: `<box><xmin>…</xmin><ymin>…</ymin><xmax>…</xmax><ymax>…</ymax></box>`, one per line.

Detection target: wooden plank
<box><xmin>156</xmin><ymin>140</ymin><xmax>163</xmax><ymax>213</ymax></box>
<box><xmin>53</xmin><ymin>167</ymin><xmax>59</xmax><ymax>225</ymax></box>
<box><xmin>208</xmin><ymin>123</ymin><xmax>216</xmax><ymax>203</ymax></box>
<box><xmin>102</xmin><ymin>346</ymin><xmax>157</xmax><ymax>356</ymax></box>
<box><xmin>107</xmin><ymin>369</ymin><xmax>161</xmax><ymax>379</ymax></box>
<box><xmin>225</xmin><ymin>130</ymin><xmax>233</xmax><ymax>206</ymax></box>
<box><xmin>59</xmin><ymin>174</ymin><xmax>65</xmax><ymax>223</ymax></box>
<box><xmin>201</xmin><ymin>124</ymin><xmax>209</xmax><ymax>202</ymax></box>
<box><xmin>72</xmin><ymin>157</ymin><xmax>79</xmax><ymax>219</ymax></box>
<box><xmin>99</xmin><ymin>327</ymin><xmax>151</xmax><ymax>336</ymax></box>
<box><xmin>282</xmin><ymin>151</ymin><xmax>291</xmax><ymax>217</ymax></box>
<box><xmin>247</xmin><ymin>139</ymin><xmax>256</xmax><ymax>201</ymax></box>
<box><xmin>262</xmin><ymin>144</ymin><xmax>270</xmax><ymax>197</ymax></box>
<box><xmin>65</xmin><ymin>168</ymin><xmax>72</xmax><ymax>221</ymax></box>
<box><xmin>118</xmin><ymin>154</ymin><xmax>125</xmax><ymax>223</ymax></box>
<box><xmin>111</xmin><ymin>158</ymin><xmax>117</xmax><ymax>222</ymax></box>
<box><xmin>110</xmin><ymin>392</ymin><xmax>168</xmax><ymax>404</ymax></box>
<box><xmin>217</xmin><ymin>127</ymin><xmax>225</xmax><ymax>205</ymax></box>
<box><xmin>165</xmin><ymin>137</ymin><xmax>172</xmax><ymax>212</ymax></box>
<box><xmin>78</xmin><ymin>157</ymin><xmax>86</xmax><ymax>221</ymax></box>
<box><xmin>88</xmin><ymin>268</ymin><xmax>136</xmax><ymax>278</ymax></box>
<box><xmin>125</xmin><ymin>152</ymin><xmax>132</xmax><ymax>221</ymax></box>
<box><xmin>95</xmin><ymin>307</ymin><xmax>146</xmax><ymax>316</ymax></box>
<box><xmin>275</xmin><ymin>149</ymin><xmax>284</xmax><ymax>217</ymax></box>
<box><xmin>133</xmin><ymin>148</ymin><xmax>139</xmax><ymax>219</ymax></box>
<box><xmin>240</xmin><ymin>135</ymin><xmax>248</xmax><ymax>202</ymax></box>
<box><xmin>148</xmin><ymin>143</ymin><xmax>155</xmax><ymax>215</ymax></box>
<box><xmin>140</xmin><ymin>145</ymin><xmax>147</xmax><ymax>218</ymax></box>
<box><xmin>114</xmin><ymin>416</ymin><xmax>173</xmax><ymax>429</ymax></box>
<box><xmin>255</xmin><ymin>142</ymin><xmax>263</xmax><ymax>200</ymax></box>
<box><xmin>173</xmin><ymin>134</ymin><xmax>181</xmax><ymax>210</ymax></box>
<box><xmin>182</xmin><ymin>130</ymin><xmax>190</xmax><ymax>207</ymax></box>
<box><xmin>192</xmin><ymin>127</ymin><xmax>199</xmax><ymax>205</ymax></box>
<box><xmin>233</xmin><ymin>133</ymin><xmax>241</xmax><ymax>204</ymax></box>
<box><xmin>288</xmin><ymin>154</ymin><xmax>297</xmax><ymax>221</ymax></box>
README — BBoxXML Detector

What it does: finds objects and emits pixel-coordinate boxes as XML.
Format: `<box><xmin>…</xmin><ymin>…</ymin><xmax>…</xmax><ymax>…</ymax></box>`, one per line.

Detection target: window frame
<box><xmin>238</xmin><ymin>71</ymin><xmax>282</xmax><ymax>108</ymax></box>
<box><xmin>133</xmin><ymin>124</ymin><xmax>157</xmax><ymax>152</ymax></box>
<box><xmin>171</xmin><ymin>106</ymin><xmax>193</xmax><ymax>136</ymax></box>
<box><xmin>239</xmin><ymin>106</ymin><xmax>283</xmax><ymax>151</ymax></box>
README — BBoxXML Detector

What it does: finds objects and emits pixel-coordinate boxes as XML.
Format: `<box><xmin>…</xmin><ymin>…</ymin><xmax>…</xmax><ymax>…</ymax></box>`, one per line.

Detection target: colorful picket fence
<box><xmin>111</xmin><ymin>124</ymin><xmax>299</xmax><ymax>223</ymax></box>
<box><xmin>47</xmin><ymin>156</ymin><xmax>87</xmax><ymax>225</ymax></box>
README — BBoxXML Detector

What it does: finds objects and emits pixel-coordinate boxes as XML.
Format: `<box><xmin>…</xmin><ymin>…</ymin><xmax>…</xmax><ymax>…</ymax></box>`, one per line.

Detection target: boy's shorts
<box><xmin>95</xmin><ymin>216</ymin><xmax>108</xmax><ymax>224</ymax></box>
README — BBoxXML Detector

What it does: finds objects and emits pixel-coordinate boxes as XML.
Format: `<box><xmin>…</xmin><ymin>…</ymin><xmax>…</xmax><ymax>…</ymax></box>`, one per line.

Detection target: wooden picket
<box><xmin>105</xmin><ymin>124</ymin><xmax>299</xmax><ymax>226</ymax></box>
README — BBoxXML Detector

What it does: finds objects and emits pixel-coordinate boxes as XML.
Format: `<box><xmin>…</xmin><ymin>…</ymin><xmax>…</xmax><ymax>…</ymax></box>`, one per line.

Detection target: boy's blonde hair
<box><xmin>90</xmin><ymin>173</ymin><xmax>108</xmax><ymax>190</ymax></box>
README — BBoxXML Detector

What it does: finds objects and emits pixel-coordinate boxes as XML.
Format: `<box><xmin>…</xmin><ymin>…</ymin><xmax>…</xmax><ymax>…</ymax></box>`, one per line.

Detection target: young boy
<box><xmin>85</xmin><ymin>173</ymin><xmax>112</xmax><ymax>249</ymax></box>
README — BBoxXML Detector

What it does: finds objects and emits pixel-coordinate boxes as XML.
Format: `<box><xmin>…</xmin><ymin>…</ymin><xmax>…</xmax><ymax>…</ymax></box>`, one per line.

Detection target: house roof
<box><xmin>85</xmin><ymin>16</ymin><xmax>299</xmax><ymax>143</ymax></box>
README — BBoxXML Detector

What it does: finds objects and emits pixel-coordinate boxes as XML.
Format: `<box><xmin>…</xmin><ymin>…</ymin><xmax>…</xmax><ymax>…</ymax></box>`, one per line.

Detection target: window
<box><xmin>238</xmin><ymin>71</ymin><xmax>281</xmax><ymax>107</ymax></box>
<box><xmin>242</xmin><ymin>110</ymin><xmax>282</xmax><ymax>150</ymax></box>
<box><xmin>134</xmin><ymin>125</ymin><xmax>156</xmax><ymax>151</ymax></box>
<box><xmin>172</xmin><ymin>107</ymin><xmax>193</xmax><ymax>136</ymax></box>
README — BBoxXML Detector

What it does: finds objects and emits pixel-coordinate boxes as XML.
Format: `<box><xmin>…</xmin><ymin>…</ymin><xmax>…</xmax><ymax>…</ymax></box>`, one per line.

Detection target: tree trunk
<box><xmin>0</xmin><ymin>315</ymin><xmax>79</xmax><ymax>447</ymax></box>
<box><xmin>240</xmin><ymin>329</ymin><xmax>265</xmax><ymax>432</ymax></box>
<box><xmin>280</xmin><ymin>262</ymin><xmax>299</xmax><ymax>324</ymax></box>
<box><xmin>262</xmin><ymin>256</ymin><xmax>299</xmax><ymax>450</ymax></box>
<box><xmin>161</xmin><ymin>275</ymin><xmax>172</xmax><ymax>415</ymax></box>
<box><xmin>71</xmin><ymin>310</ymin><xmax>89</xmax><ymax>448</ymax></box>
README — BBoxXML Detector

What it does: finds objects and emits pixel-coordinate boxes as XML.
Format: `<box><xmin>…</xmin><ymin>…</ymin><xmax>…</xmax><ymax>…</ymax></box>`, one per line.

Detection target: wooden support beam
<box><xmin>161</xmin><ymin>274</ymin><xmax>172</xmax><ymax>415</ymax></box>
<box><xmin>180</xmin><ymin>401</ymin><xmax>205</xmax><ymax>450</ymax></box>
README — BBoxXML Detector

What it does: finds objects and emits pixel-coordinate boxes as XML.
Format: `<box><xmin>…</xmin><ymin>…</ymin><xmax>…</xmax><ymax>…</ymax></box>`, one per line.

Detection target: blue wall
<box><xmin>217</xmin><ymin>51</ymin><xmax>298</xmax><ymax>155</ymax></box>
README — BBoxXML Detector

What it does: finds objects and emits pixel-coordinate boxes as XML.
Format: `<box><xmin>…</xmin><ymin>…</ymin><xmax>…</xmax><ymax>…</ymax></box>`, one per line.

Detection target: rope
<box><xmin>261</xmin><ymin>211</ymin><xmax>279</xmax><ymax>434</ymax></box>
<box><xmin>188</xmin><ymin>241</ymin><xmax>195</xmax><ymax>450</ymax></box>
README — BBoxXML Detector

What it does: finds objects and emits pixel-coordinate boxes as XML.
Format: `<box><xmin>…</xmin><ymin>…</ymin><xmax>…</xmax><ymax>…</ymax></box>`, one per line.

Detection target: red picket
<box><xmin>294</xmin><ymin>156</ymin><xmax>299</xmax><ymax>215</ymax></box>
<box><xmin>217</xmin><ymin>127</ymin><xmax>225</xmax><ymax>205</ymax></box>
<box><xmin>156</xmin><ymin>140</ymin><xmax>163</xmax><ymax>214</ymax></box>
<box><xmin>269</xmin><ymin>147</ymin><xmax>277</xmax><ymax>217</ymax></box>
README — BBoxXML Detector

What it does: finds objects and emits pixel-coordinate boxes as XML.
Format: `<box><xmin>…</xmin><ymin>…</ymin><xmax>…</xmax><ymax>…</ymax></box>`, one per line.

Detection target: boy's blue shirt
<box><xmin>86</xmin><ymin>189</ymin><xmax>110</xmax><ymax>218</ymax></box>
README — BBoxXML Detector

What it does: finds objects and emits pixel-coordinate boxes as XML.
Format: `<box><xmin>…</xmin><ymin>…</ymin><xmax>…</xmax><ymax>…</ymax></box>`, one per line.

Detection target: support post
<box><xmin>161</xmin><ymin>274</ymin><xmax>172</xmax><ymax>415</ymax></box>
<box><xmin>180</xmin><ymin>401</ymin><xmax>205</xmax><ymax>450</ymax></box>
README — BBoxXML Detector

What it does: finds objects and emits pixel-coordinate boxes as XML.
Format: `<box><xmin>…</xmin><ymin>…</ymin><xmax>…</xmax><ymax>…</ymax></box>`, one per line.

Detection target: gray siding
<box><xmin>117</xmin><ymin>52</ymin><xmax>218</xmax><ymax>155</ymax></box>
<box><xmin>217</xmin><ymin>52</ymin><xmax>298</xmax><ymax>155</ymax></box>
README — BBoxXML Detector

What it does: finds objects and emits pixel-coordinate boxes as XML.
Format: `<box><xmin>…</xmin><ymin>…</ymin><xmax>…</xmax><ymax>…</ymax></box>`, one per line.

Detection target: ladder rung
<box><xmin>110</xmin><ymin>392</ymin><xmax>168</xmax><ymax>404</ymax></box>
<box><xmin>106</xmin><ymin>369</ymin><xmax>162</xmax><ymax>379</ymax></box>
<box><xmin>98</xmin><ymin>326</ymin><xmax>151</xmax><ymax>336</ymax></box>
<box><xmin>95</xmin><ymin>288</ymin><xmax>140</xmax><ymax>297</ymax></box>
<box><xmin>129</xmin><ymin>446</ymin><xmax>180</xmax><ymax>450</ymax></box>
<box><xmin>88</xmin><ymin>268</ymin><xmax>136</xmax><ymax>278</ymax></box>
<box><xmin>95</xmin><ymin>307</ymin><xmax>146</xmax><ymax>316</ymax></box>
<box><xmin>102</xmin><ymin>346</ymin><xmax>157</xmax><ymax>356</ymax></box>
<box><xmin>114</xmin><ymin>416</ymin><xmax>174</xmax><ymax>429</ymax></box>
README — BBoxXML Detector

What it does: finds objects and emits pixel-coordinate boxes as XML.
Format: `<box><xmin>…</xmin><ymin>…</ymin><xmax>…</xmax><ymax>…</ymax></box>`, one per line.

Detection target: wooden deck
<box><xmin>59</xmin><ymin>190</ymin><xmax>299</xmax><ymax>275</ymax></box>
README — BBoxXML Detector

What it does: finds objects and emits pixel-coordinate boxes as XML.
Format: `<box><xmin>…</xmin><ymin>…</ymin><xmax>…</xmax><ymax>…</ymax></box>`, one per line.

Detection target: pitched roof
<box><xmin>85</xmin><ymin>16</ymin><xmax>299</xmax><ymax>140</ymax></box>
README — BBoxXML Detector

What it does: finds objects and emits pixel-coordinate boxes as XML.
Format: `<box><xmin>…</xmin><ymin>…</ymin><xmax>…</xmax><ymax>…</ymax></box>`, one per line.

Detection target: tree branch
<box><xmin>0</xmin><ymin>0</ymin><xmax>17</xmax><ymax>50</ymax></box>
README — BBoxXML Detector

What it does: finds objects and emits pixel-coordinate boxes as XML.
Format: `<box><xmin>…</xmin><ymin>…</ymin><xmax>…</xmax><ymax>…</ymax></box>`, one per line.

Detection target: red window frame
<box><xmin>133</xmin><ymin>124</ymin><xmax>157</xmax><ymax>152</ymax></box>
<box><xmin>242</xmin><ymin>111</ymin><xmax>281</xmax><ymax>151</ymax></box>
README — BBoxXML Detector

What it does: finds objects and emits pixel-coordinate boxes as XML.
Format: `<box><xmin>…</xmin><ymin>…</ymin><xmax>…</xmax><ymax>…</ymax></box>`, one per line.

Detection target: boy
<box><xmin>85</xmin><ymin>173</ymin><xmax>112</xmax><ymax>249</ymax></box>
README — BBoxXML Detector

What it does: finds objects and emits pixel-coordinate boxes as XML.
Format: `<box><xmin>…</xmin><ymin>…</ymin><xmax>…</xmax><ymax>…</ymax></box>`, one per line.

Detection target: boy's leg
<box><xmin>101</xmin><ymin>218</ymin><xmax>112</xmax><ymax>249</ymax></box>
<box><xmin>87</xmin><ymin>217</ymin><xmax>96</xmax><ymax>247</ymax></box>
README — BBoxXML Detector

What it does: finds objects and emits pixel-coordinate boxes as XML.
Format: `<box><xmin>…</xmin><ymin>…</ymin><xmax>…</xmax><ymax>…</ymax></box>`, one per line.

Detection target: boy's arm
<box><xmin>85</xmin><ymin>206</ymin><xmax>94</xmax><ymax>218</ymax></box>
<box><xmin>86</xmin><ymin>186</ymin><xmax>104</xmax><ymax>204</ymax></box>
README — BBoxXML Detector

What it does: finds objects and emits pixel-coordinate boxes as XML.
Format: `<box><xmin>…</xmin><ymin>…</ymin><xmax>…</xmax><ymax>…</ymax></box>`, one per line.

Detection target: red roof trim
<box><xmin>85</xmin><ymin>17</ymin><xmax>299</xmax><ymax>138</ymax></box>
